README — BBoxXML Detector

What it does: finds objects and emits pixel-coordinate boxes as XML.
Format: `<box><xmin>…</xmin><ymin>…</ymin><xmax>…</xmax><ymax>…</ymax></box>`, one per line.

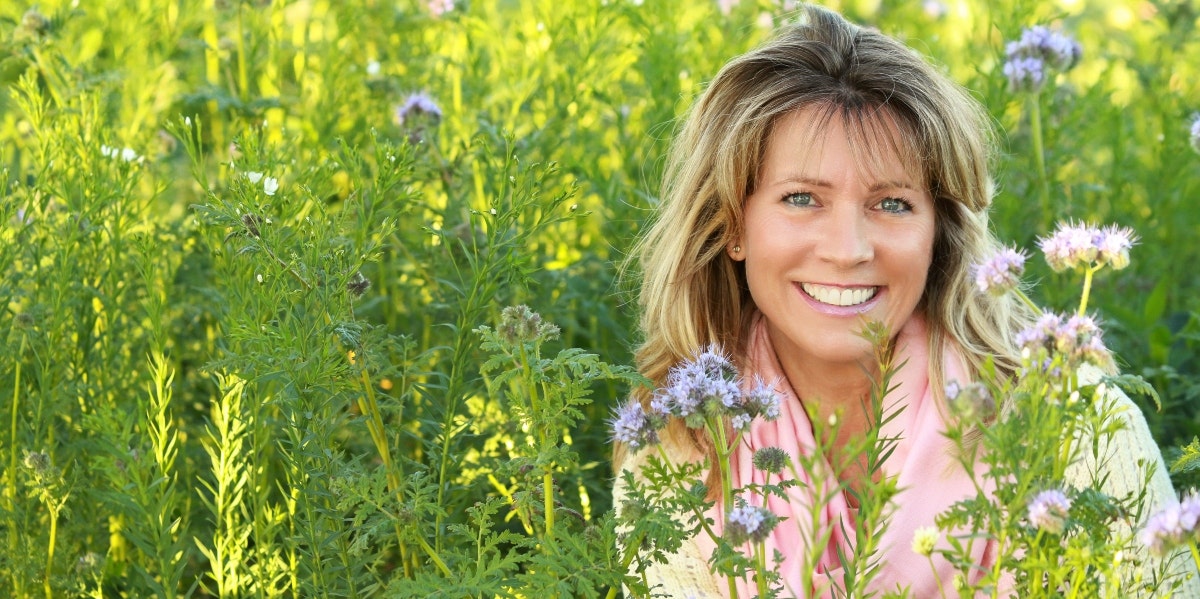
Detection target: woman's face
<box><xmin>733</xmin><ymin>108</ymin><xmax>936</xmax><ymax>369</ymax></box>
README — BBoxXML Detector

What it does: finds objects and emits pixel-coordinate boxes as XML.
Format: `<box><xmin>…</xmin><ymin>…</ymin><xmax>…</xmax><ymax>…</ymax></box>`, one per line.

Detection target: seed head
<box><xmin>752</xmin><ymin>446</ymin><xmax>789</xmax><ymax>475</ymax></box>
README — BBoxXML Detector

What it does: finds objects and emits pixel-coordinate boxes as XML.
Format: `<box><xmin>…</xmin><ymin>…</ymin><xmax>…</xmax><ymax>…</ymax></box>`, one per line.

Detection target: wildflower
<box><xmin>1139</xmin><ymin>493</ymin><xmax>1200</xmax><ymax>557</ymax></box>
<box><xmin>922</xmin><ymin>0</ymin><xmax>947</xmax><ymax>19</ymax></box>
<box><xmin>497</xmin><ymin>305</ymin><xmax>559</xmax><ymax>345</ymax></box>
<box><xmin>366</xmin><ymin>60</ymin><xmax>381</xmax><ymax>77</ymax></box>
<box><xmin>347</xmin><ymin>272</ymin><xmax>371</xmax><ymax>298</ymax></box>
<box><xmin>1027</xmin><ymin>489</ymin><xmax>1071</xmax><ymax>534</ymax></box>
<box><xmin>262</xmin><ymin>176</ymin><xmax>279</xmax><ymax>196</ymax></box>
<box><xmin>752</xmin><ymin>446</ymin><xmax>789</xmax><ymax>474</ymax></box>
<box><xmin>652</xmin><ymin>345</ymin><xmax>741</xmax><ymax>427</ymax></box>
<box><xmin>911</xmin><ymin>526</ymin><xmax>939</xmax><ymax>557</ymax></box>
<box><xmin>428</xmin><ymin>0</ymin><xmax>454</xmax><ymax>17</ymax></box>
<box><xmin>1094</xmin><ymin>225</ymin><xmax>1136</xmax><ymax>270</ymax></box>
<box><xmin>1002</xmin><ymin>56</ymin><xmax>1046</xmax><ymax>93</ymax></box>
<box><xmin>395</xmin><ymin>92</ymin><xmax>443</xmax><ymax>126</ymax></box>
<box><xmin>1006</xmin><ymin>25</ymin><xmax>1082</xmax><ymax>72</ymax></box>
<box><xmin>743</xmin><ymin>377</ymin><xmax>782</xmax><ymax>421</ymax></box>
<box><xmin>947</xmin><ymin>381</ymin><xmax>995</xmax><ymax>422</ymax></box>
<box><xmin>724</xmin><ymin>504</ymin><xmax>776</xmax><ymax>545</ymax></box>
<box><xmin>717</xmin><ymin>0</ymin><xmax>738</xmax><ymax>15</ymax></box>
<box><xmin>101</xmin><ymin>145</ymin><xmax>141</xmax><ymax>163</ymax></box>
<box><xmin>22</xmin><ymin>450</ymin><xmax>51</xmax><ymax>476</ymax></box>
<box><xmin>1038</xmin><ymin>221</ymin><xmax>1102</xmax><ymax>272</ymax></box>
<box><xmin>974</xmin><ymin>246</ymin><xmax>1027</xmax><ymax>295</ymax></box>
<box><xmin>609</xmin><ymin>401</ymin><xmax>663</xmax><ymax>449</ymax></box>
<box><xmin>1190</xmin><ymin>114</ymin><xmax>1200</xmax><ymax>154</ymax></box>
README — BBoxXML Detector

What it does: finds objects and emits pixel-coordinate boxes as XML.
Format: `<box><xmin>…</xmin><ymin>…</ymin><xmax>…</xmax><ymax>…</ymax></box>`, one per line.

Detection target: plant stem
<box><xmin>45</xmin><ymin>505</ymin><xmax>59</xmax><ymax>599</ymax></box>
<box><xmin>1029</xmin><ymin>93</ymin><xmax>1053</xmax><ymax>226</ymax></box>
<box><xmin>8</xmin><ymin>334</ymin><xmax>24</xmax><ymax>596</ymax></box>
<box><xmin>1078</xmin><ymin>266</ymin><xmax>1098</xmax><ymax>316</ymax></box>
<box><xmin>928</xmin><ymin>555</ymin><xmax>948</xmax><ymax>599</ymax></box>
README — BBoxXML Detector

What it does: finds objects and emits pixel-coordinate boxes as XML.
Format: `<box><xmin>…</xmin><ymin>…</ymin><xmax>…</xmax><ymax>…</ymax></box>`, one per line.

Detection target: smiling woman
<box><xmin>611</xmin><ymin>3</ymin><xmax>1198</xmax><ymax>598</ymax></box>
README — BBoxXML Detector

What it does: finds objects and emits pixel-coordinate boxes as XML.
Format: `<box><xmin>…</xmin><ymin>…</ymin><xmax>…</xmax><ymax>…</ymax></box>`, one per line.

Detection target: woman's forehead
<box><xmin>759</xmin><ymin>105</ymin><xmax>927</xmax><ymax>190</ymax></box>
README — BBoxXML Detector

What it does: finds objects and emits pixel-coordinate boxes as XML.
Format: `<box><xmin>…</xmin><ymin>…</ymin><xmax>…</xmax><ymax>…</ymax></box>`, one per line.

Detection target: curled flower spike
<box><xmin>1017</xmin><ymin>311</ymin><xmax>1112</xmax><ymax>371</ymax></box>
<box><xmin>974</xmin><ymin>246</ymin><xmax>1027</xmax><ymax>295</ymax></box>
<box><xmin>725</xmin><ymin>503</ymin><xmax>776</xmax><ymax>545</ymax></box>
<box><xmin>1007</xmin><ymin>25</ymin><xmax>1082</xmax><ymax>71</ymax></box>
<box><xmin>608</xmin><ymin>401</ymin><xmax>663</xmax><ymax>449</ymax></box>
<box><xmin>1028</xmin><ymin>489</ymin><xmax>1071</xmax><ymax>534</ymax></box>
<box><xmin>395</xmin><ymin>92</ymin><xmax>443</xmax><ymax>126</ymax></box>
<box><xmin>1139</xmin><ymin>493</ymin><xmax>1200</xmax><ymax>557</ymax></box>
<box><xmin>1038</xmin><ymin>221</ymin><xmax>1101</xmax><ymax>272</ymax></box>
<box><xmin>1002</xmin><ymin>56</ymin><xmax>1046</xmax><ymax>93</ymax></box>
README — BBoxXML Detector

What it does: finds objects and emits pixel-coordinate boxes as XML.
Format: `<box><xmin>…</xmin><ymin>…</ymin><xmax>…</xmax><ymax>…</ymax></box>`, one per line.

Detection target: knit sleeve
<box><xmin>613</xmin><ymin>448</ymin><xmax>724</xmax><ymax>599</ymax></box>
<box><xmin>1064</xmin><ymin>365</ymin><xmax>1200</xmax><ymax>597</ymax></box>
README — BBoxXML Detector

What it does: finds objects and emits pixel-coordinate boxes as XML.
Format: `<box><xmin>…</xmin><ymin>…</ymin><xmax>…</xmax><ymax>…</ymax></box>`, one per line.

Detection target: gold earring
<box><xmin>733</xmin><ymin>245</ymin><xmax>742</xmax><ymax>254</ymax></box>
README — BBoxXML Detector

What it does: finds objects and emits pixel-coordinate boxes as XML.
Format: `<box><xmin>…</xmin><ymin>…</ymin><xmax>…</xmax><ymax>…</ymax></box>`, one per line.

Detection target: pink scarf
<box><xmin>697</xmin><ymin>313</ymin><xmax>996</xmax><ymax>598</ymax></box>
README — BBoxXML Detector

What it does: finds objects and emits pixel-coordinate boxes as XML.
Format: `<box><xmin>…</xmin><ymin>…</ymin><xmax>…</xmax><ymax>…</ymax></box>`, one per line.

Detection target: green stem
<box><xmin>1029</xmin><ymin>94</ymin><xmax>1053</xmax><ymax>226</ymax></box>
<box><xmin>8</xmin><ymin>334</ymin><xmax>24</xmax><ymax>596</ymax></box>
<box><xmin>543</xmin><ymin>468</ymin><xmax>555</xmax><ymax>542</ymax></box>
<box><xmin>416</xmin><ymin>535</ymin><xmax>452</xmax><ymax>577</ymax></box>
<box><xmin>45</xmin><ymin>506</ymin><xmax>58</xmax><ymax>599</ymax></box>
<box><xmin>1190</xmin><ymin>542</ymin><xmax>1200</xmax><ymax>572</ymax></box>
<box><xmin>1078</xmin><ymin>266</ymin><xmax>1097</xmax><ymax>316</ymax></box>
<box><xmin>928</xmin><ymin>554</ymin><xmax>948</xmax><ymax>599</ymax></box>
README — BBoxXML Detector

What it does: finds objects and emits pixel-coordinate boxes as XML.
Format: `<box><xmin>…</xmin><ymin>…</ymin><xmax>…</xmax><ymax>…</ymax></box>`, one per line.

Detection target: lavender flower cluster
<box><xmin>1038</xmin><ymin>222</ymin><xmax>1136</xmax><ymax>272</ymax></box>
<box><xmin>609</xmin><ymin>345</ymin><xmax>781</xmax><ymax>449</ymax></box>
<box><xmin>973</xmin><ymin>246</ymin><xmax>1026</xmax><ymax>296</ymax></box>
<box><xmin>1139</xmin><ymin>493</ymin><xmax>1200</xmax><ymax>557</ymax></box>
<box><xmin>1027</xmin><ymin>489</ymin><xmax>1072</xmax><ymax>535</ymax></box>
<box><xmin>1002</xmin><ymin>25</ymin><xmax>1082</xmax><ymax>92</ymax></box>
<box><xmin>1015</xmin><ymin>311</ymin><xmax>1112</xmax><ymax>372</ymax></box>
<box><xmin>724</xmin><ymin>503</ymin><xmax>776</xmax><ymax>545</ymax></box>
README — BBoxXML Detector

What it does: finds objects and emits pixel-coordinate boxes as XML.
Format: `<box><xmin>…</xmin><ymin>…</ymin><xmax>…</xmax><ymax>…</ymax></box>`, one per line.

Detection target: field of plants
<box><xmin>2</xmin><ymin>0</ymin><xmax>1200</xmax><ymax>596</ymax></box>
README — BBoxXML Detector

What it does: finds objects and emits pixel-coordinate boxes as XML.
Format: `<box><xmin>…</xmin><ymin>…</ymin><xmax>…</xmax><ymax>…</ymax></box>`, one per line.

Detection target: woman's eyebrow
<box><xmin>766</xmin><ymin>175</ymin><xmax>919</xmax><ymax>191</ymax></box>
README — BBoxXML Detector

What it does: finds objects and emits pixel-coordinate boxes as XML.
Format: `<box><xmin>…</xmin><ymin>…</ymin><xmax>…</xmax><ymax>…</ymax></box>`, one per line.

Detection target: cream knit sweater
<box><xmin>613</xmin><ymin>366</ymin><xmax>1200</xmax><ymax>598</ymax></box>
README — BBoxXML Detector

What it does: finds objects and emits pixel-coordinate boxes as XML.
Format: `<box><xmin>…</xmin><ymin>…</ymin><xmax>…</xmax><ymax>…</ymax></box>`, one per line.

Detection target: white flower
<box><xmin>911</xmin><ymin>526</ymin><xmax>939</xmax><ymax>556</ymax></box>
<box><xmin>246</xmin><ymin>171</ymin><xmax>265</xmax><ymax>184</ymax></box>
<box><xmin>366</xmin><ymin>60</ymin><xmax>381</xmax><ymax>76</ymax></box>
<box><xmin>262</xmin><ymin>177</ymin><xmax>279</xmax><ymax>196</ymax></box>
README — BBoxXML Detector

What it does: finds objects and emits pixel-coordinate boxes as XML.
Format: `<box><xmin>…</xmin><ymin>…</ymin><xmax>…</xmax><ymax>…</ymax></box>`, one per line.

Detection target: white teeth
<box><xmin>801</xmin><ymin>283</ymin><xmax>877</xmax><ymax>307</ymax></box>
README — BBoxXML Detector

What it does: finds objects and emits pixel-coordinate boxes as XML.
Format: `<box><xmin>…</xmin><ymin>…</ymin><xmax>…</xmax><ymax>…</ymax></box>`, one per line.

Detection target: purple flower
<box><xmin>1095</xmin><ymin>225</ymin><xmax>1136</xmax><ymax>270</ymax></box>
<box><xmin>609</xmin><ymin>401</ymin><xmax>662</xmax><ymax>449</ymax></box>
<box><xmin>974</xmin><ymin>246</ymin><xmax>1027</xmax><ymax>295</ymax></box>
<box><xmin>395</xmin><ymin>92</ymin><xmax>443</xmax><ymax>126</ymax></box>
<box><xmin>725</xmin><ymin>503</ymin><xmax>776</xmax><ymax>544</ymax></box>
<box><xmin>428</xmin><ymin>0</ymin><xmax>454</xmax><ymax>17</ymax></box>
<box><xmin>1007</xmin><ymin>25</ymin><xmax>1082</xmax><ymax>72</ymax></box>
<box><xmin>1002</xmin><ymin>56</ymin><xmax>1046</xmax><ymax>93</ymax></box>
<box><xmin>1139</xmin><ymin>493</ymin><xmax>1200</xmax><ymax>557</ymax></box>
<box><xmin>743</xmin><ymin>377</ymin><xmax>782</xmax><ymax>421</ymax></box>
<box><xmin>947</xmin><ymin>381</ymin><xmax>995</xmax><ymax>422</ymax></box>
<box><xmin>1017</xmin><ymin>311</ymin><xmax>1112</xmax><ymax>370</ymax></box>
<box><xmin>1028</xmin><ymin>489</ymin><xmax>1071</xmax><ymax>534</ymax></box>
<box><xmin>1038</xmin><ymin>221</ymin><xmax>1101</xmax><ymax>272</ymax></box>
<box><xmin>653</xmin><ymin>345</ymin><xmax>742</xmax><ymax>426</ymax></box>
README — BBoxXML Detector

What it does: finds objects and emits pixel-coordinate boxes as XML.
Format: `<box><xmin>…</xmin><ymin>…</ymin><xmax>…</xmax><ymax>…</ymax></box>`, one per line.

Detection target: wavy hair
<box><xmin>614</xmin><ymin>5</ymin><xmax>1035</xmax><ymax>472</ymax></box>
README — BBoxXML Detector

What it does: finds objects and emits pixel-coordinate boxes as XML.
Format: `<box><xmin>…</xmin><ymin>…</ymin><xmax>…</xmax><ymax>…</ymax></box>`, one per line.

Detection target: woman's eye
<box><xmin>783</xmin><ymin>192</ymin><xmax>815</xmax><ymax>207</ymax></box>
<box><xmin>878</xmin><ymin>197</ymin><xmax>913</xmax><ymax>213</ymax></box>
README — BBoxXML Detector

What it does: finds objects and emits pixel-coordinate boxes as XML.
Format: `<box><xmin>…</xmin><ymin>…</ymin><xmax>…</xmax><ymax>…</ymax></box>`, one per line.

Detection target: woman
<box><xmin>612</xmin><ymin>4</ymin><xmax>1196</xmax><ymax>598</ymax></box>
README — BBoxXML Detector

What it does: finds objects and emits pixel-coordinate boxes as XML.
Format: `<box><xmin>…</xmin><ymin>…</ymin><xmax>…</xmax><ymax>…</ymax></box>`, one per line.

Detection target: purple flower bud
<box><xmin>1139</xmin><ymin>493</ymin><xmax>1200</xmax><ymax>557</ymax></box>
<box><xmin>609</xmin><ymin>401</ymin><xmax>663</xmax><ymax>449</ymax></box>
<box><xmin>1095</xmin><ymin>225</ymin><xmax>1136</xmax><ymax>270</ymax></box>
<box><xmin>1028</xmin><ymin>489</ymin><xmax>1071</xmax><ymax>534</ymax></box>
<box><xmin>395</xmin><ymin>92</ymin><xmax>443</xmax><ymax>126</ymax></box>
<box><xmin>725</xmin><ymin>503</ymin><xmax>776</xmax><ymax>545</ymax></box>
<box><xmin>974</xmin><ymin>246</ymin><xmax>1027</xmax><ymax>295</ymax></box>
<box><xmin>1003</xmin><ymin>56</ymin><xmax>1046</xmax><ymax>93</ymax></box>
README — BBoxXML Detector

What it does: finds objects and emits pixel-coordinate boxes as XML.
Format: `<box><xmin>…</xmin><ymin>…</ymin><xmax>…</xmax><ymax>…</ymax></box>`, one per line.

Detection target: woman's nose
<box><xmin>815</xmin><ymin>208</ymin><xmax>874</xmax><ymax>267</ymax></box>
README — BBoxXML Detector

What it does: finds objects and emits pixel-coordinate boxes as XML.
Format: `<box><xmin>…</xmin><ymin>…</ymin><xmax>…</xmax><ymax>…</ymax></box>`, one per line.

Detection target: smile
<box><xmin>800</xmin><ymin>283</ymin><xmax>879</xmax><ymax>307</ymax></box>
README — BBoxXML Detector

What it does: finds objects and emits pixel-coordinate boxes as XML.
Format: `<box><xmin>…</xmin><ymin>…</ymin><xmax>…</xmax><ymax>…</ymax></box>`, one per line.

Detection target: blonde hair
<box><xmin>614</xmin><ymin>5</ymin><xmax>1035</xmax><ymax>473</ymax></box>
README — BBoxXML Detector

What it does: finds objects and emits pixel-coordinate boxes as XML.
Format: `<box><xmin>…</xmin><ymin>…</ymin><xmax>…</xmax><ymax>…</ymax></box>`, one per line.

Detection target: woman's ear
<box><xmin>727</xmin><ymin>242</ymin><xmax>744</xmax><ymax>261</ymax></box>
